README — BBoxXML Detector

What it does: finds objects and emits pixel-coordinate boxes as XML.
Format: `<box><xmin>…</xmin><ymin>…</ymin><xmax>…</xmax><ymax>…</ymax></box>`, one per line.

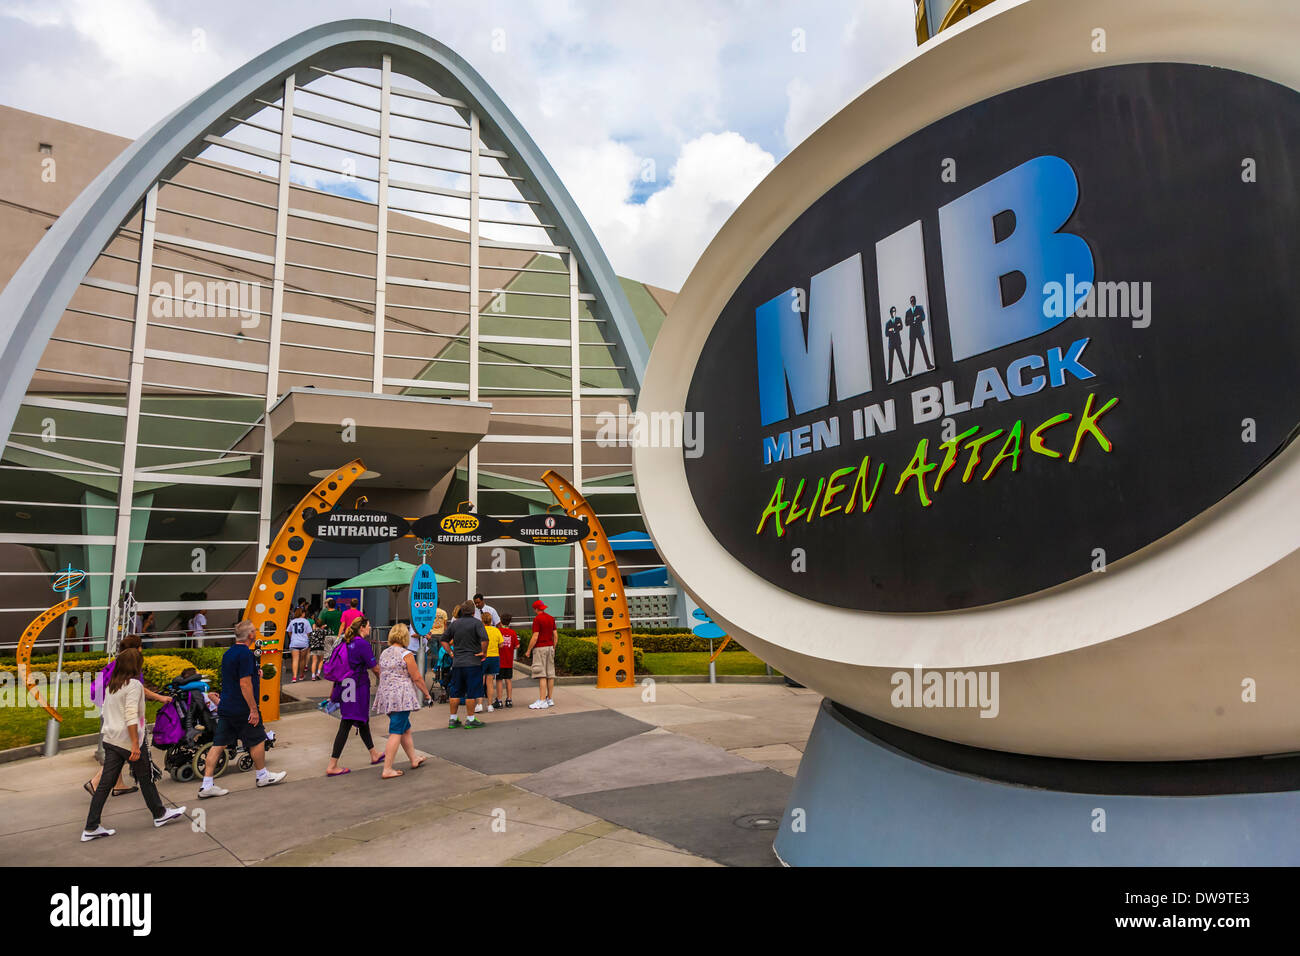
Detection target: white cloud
<box><xmin>0</xmin><ymin>0</ymin><xmax>914</xmax><ymax>289</ymax></box>
<box><xmin>574</xmin><ymin>131</ymin><xmax>776</xmax><ymax>291</ymax></box>
<box><xmin>780</xmin><ymin>2</ymin><xmax>915</xmax><ymax>151</ymax></box>
<box><xmin>0</xmin><ymin>0</ymin><xmax>242</xmax><ymax>136</ymax></box>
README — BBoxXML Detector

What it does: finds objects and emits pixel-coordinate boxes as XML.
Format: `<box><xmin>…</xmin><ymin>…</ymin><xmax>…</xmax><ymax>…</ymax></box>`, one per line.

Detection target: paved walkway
<box><xmin>0</xmin><ymin>678</ymin><xmax>819</xmax><ymax>867</ymax></box>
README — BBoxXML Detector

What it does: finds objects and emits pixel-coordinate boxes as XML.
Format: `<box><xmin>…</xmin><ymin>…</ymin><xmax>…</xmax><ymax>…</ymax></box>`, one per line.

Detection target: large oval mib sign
<box><xmin>682</xmin><ymin>63</ymin><xmax>1300</xmax><ymax>612</ymax></box>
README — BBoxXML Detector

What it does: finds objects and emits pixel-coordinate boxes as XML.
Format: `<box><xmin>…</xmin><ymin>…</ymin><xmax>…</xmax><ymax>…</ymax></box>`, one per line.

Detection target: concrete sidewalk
<box><xmin>0</xmin><ymin>679</ymin><xmax>820</xmax><ymax>867</ymax></box>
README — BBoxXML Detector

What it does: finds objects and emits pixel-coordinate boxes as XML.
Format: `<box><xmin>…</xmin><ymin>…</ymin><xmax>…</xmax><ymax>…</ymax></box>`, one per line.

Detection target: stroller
<box><xmin>428</xmin><ymin>644</ymin><xmax>452</xmax><ymax>704</ymax></box>
<box><xmin>151</xmin><ymin>668</ymin><xmax>275</xmax><ymax>781</ymax></box>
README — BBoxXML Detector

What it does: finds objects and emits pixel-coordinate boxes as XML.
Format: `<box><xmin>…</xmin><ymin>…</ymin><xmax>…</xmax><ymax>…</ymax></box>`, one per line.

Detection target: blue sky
<box><xmin>0</xmin><ymin>0</ymin><xmax>918</xmax><ymax>288</ymax></box>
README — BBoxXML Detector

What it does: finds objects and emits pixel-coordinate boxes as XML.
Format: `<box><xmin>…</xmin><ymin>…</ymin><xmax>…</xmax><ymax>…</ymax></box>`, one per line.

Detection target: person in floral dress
<box><xmin>373</xmin><ymin>622</ymin><xmax>431</xmax><ymax>779</ymax></box>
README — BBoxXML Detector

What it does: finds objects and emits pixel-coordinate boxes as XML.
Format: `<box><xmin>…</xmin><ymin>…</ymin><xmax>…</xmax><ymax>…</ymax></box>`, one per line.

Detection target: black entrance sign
<box><xmin>411</xmin><ymin>512</ymin><xmax>507</xmax><ymax>546</ymax></box>
<box><xmin>506</xmin><ymin>513</ymin><xmax>589</xmax><ymax>546</ymax></box>
<box><xmin>303</xmin><ymin>509</ymin><xmax>410</xmax><ymax>543</ymax></box>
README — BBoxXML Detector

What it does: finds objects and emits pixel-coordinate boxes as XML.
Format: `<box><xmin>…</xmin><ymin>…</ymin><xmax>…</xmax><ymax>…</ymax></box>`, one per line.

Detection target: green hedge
<box><xmin>517</xmin><ymin>632</ymin><xmax>742</xmax><ymax>655</ymax></box>
<box><xmin>0</xmin><ymin>656</ymin><xmax>110</xmax><ymax>677</ymax></box>
<box><xmin>159</xmin><ymin>647</ymin><xmax>227</xmax><ymax>672</ymax></box>
<box><xmin>552</xmin><ymin>634</ymin><xmax>643</xmax><ymax>676</ymax></box>
<box><xmin>142</xmin><ymin>654</ymin><xmax>219</xmax><ymax>691</ymax></box>
<box><xmin>1</xmin><ymin>648</ymin><xmax>222</xmax><ymax>690</ymax></box>
<box><xmin>0</xmin><ymin>646</ymin><xmax>232</xmax><ymax>668</ymax></box>
<box><xmin>558</xmin><ymin>627</ymin><xmax>693</xmax><ymax>638</ymax></box>
<box><xmin>0</xmin><ymin>649</ymin><xmax>112</xmax><ymax>667</ymax></box>
<box><xmin>515</xmin><ymin>626</ymin><xmax>694</xmax><ymax>641</ymax></box>
<box><xmin>629</xmin><ymin>634</ymin><xmax>745</xmax><ymax>653</ymax></box>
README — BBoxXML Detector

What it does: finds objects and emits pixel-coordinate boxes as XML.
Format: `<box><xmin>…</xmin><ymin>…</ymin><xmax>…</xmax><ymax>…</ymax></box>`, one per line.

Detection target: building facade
<box><xmin>0</xmin><ymin>20</ymin><xmax>680</xmax><ymax>648</ymax></box>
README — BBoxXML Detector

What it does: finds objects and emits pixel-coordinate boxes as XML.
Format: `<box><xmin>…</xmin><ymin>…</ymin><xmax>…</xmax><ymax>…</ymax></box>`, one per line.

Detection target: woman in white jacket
<box><xmin>81</xmin><ymin>647</ymin><xmax>187</xmax><ymax>842</ymax></box>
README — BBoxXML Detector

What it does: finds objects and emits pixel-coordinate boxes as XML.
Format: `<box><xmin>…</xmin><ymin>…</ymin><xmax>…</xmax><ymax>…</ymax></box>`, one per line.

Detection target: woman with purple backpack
<box><xmin>86</xmin><ymin>633</ymin><xmax>173</xmax><ymax>798</ymax></box>
<box><xmin>81</xmin><ymin>647</ymin><xmax>188</xmax><ymax>842</ymax></box>
<box><xmin>323</xmin><ymin>616</ymin><xmax>383</xmax><ymax>777</ymax></box>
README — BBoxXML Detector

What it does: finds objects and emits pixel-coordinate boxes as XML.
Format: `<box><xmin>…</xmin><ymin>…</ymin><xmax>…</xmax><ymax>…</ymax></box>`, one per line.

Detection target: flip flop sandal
<box><xmin>370</xmin><ymin>755</ymin><xmax>385</xmax><ymax>765</ymax></box>
<box><xmin>410</xmin><ymin>758</ymin><xmax>427</xmax><ymax>770</ymax></box>
<box><xmin>83</xmin><ymin>780</ymin><xmax>94</xmax><ymax>796</ymax></box>
<box><xmin>382</xmin><ymin>770</ymin><xmax>405</xmax><ymax>779</ymax></box>
<box><xmin>326</xmin><ymin>768</ymin><xmax>351</xmax><ymax>777</ymax></box>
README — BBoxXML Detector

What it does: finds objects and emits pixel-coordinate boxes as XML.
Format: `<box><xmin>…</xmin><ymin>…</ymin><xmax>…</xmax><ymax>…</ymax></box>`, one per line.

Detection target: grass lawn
<box><xmin>0</xmin><ymin>699</ymin><xmax>163</xmax><ymax>751</ymax></box>
<box><xmin>639</xmin><ymin>650</ymin><xmax>778</xmax><ymax>676</ymax></box>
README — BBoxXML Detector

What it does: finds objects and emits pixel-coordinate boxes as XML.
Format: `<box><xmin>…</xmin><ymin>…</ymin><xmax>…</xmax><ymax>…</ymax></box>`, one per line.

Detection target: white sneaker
<box><xmin>474</xmin><ymin>703</ymin><xmax>483</xmax><ymax>713</ymax></box>
<box><xmin>256</xmin><ymin>770</ymin><xmax>287</xmax><ymax>788</ymax></box>
<box><xmin>80</xmin><ymin>825</ymin><xmax>115</xmax><ymax>842</ymax></box>
<box><xmin>154</xmin><ymin>806</ymin><xmax>187</xmax><ymax>828</ymax></box>
<box><xmin>528</xmin><ymin>699</ymin><xmax>546</xmax><ymax>709</ymax></box>
<box><xmin>486</xmin><ymin>704</ymin><xmax>494</xmax><ymax>712</ymax></box>
<box><xmin>198</xmin><ymin>784</ymin><xmax>228</xmax><ymax>799</ymax></box>
<box><xmin>545</xmin><ymin>698</ymin><xmax>555</xmax><ymax>707</ymax></box>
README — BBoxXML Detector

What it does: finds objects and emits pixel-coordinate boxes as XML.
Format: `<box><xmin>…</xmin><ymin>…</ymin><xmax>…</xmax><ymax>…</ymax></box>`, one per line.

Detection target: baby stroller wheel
<box><xmin>238</xmin><ymin>753</ymin><xmax>254</xmax><ymax>773</ymax></box>
<box><xmin>173</xmin><ymin>762</ymin><xmax>196</xmax><ymax>783</ymax></box>
<box><xmin>192</xmin><ymin>745</ymin><xmax>228</xmax><ymax>780</ymax></box>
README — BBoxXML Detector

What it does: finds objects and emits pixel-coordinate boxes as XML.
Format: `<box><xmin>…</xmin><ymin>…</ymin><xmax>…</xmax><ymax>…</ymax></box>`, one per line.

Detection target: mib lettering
<box><xmin>755</xmin><ymin>155</ymin><xmax>1095</xmax><ymax>436</ymax></box>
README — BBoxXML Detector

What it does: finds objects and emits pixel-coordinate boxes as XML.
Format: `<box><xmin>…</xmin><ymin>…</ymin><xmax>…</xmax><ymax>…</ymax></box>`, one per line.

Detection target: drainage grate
<box><xmin>733</xmin><ymin>813</ymin><xmax>781</xmax><ymax>831</ymax></box>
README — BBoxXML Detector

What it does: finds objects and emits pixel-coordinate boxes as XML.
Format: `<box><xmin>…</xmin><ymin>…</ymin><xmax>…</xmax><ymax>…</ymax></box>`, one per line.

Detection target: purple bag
<box><xmin>89</xmin><ymin>661</ymin><xmax>115</xmax><ymax>710</ymax></box>
<box><xmin>151</xmin><ymin>698</ymin><xmax>185</xmax><ymax>747</ymax></box>
<box><xmin>321</xmin><ymin>638</ymin><xmax>353</xmax><ymax>683</ymax></box>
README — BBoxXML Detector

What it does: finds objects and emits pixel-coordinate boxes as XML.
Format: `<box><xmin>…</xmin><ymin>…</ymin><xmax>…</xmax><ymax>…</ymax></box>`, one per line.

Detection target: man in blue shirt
<box><xmin>198</xmin><ymin>620</ymin><xmax>286</xmax><ymax>798</ymax></box>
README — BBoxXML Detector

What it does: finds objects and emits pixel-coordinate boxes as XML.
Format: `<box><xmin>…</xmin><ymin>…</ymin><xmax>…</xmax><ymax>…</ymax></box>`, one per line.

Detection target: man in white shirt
<box><xmin>472</xmin><ymin>593</ymin><xmax>500</xmax><ymax>626</ymax></box>
<box><xmin>189</xmin><ymin>609</ymin><xmax>207</xmax><ymax>648</ymax></box>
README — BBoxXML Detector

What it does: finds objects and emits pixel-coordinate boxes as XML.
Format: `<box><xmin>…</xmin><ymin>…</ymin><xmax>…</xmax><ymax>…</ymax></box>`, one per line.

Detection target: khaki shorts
<box><xmin>531</xmin><ymin>644</ymin><xmax>556</xmax><ymax>679</ymax></box>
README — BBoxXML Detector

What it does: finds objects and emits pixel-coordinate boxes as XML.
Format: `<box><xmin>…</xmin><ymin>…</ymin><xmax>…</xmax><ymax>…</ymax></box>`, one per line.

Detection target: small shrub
<box><xmin>162</xmin><ymin>647</ymin><xmax>227</xmax><ymax>672</ymax></box>
<box><xmin>552</xmin><ymin>635</ymin><xmax>643</xmax><ymax>675</ymax></box>
<box><xmin>141</xmin><ymin>654</ymin><xmax>217</xmax><ymax>691</ymax></box>
<box><xmin>629</xmin><ymin>633</ymin><xmax>745</xmax><ymax>653</ymax></box>
<box><xmin>0</xmin><ymin>657</ymin><xmax>110</xmax><ymax>678</ymax></box>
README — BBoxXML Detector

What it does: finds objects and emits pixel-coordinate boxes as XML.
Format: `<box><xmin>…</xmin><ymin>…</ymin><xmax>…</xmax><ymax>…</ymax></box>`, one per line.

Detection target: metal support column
<box><xmin>259</xmin><ymin>75</ymin><xmax>295</xmax><ymax>560</ymax></box>
<box><xmin>466</xmin><ymin>111</ymin><xmax>481</xmax><ymax>601</ymax></box>
<box><xmin>106</xmin><ymin>187</ymin><xmax>157</xmax><ymax>650</ymax></box>
<box><xmin>372</xmin><ymin>54</ymin><xmax>391</xmax><ymax>393</ymax></box>
<box><xmin>569</xmin><ymin>252</ymin><xmax>585</xmax><ymax>628</ymax></box>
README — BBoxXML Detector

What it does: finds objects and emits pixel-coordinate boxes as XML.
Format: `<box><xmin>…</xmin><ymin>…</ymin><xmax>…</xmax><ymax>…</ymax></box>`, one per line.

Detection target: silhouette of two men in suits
<box><xmin>884</xmin><ymin>295</ymin><xmax>934</xmax><ymax>383</ymax></box>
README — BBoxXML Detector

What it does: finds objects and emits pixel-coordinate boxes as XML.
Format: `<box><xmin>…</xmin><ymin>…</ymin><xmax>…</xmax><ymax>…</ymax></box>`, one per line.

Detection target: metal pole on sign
<box><xmin>707</xmin><ymin>637</ymin><xmax>717</xmax><ymax>685</ymax></box>
<box><xmin>414</xmin><ymin>538</ymin><xmax>434</xmax><ymax>681</ymax></box>
<box><xmin>45</xmin><ymin>565</ymin><xmax>83</xmax><ymax>757</ymax></box>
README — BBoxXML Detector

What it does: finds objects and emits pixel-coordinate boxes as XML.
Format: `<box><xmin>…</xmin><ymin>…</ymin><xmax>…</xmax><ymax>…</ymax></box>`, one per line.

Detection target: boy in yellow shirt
<box><xmin>477</xmin><ymin>620</ymin><xmax>503</xmax><ymax>713</ymax></box>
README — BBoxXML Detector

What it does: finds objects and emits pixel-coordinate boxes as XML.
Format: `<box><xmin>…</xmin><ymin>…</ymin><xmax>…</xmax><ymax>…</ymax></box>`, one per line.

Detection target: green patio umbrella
<box><xmin>332</xmin><ymin>557</ymin><xmax>457</xmax><ymax>590</ymax></box>
<box><xmin>332</xmin><ymin>557</ymin><xmax>458</xmax><ymax>626</ymax></box>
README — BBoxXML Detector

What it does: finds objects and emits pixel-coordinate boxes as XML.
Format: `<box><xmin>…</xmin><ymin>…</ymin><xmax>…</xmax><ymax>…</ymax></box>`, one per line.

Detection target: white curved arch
<box><xmin>0</xmin><ymin>19</ymin><xmax>649</xmax><ymax>448</ymax></box>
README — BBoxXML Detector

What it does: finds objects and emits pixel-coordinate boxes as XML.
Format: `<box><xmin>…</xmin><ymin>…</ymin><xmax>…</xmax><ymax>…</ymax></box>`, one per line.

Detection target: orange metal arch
<box><xmin>541</xmin><ymin>470</ymin><xmax>633</xmax><ymax>688</ymax></box>
<box><xmin>16</xmin><ymin>596</ymin><xmax>79</xmax><ymax>721</ymax></box>
<box><xmin>244</xmin><ymin>458</ymin><xmax>367</xmax><ymax>721</ymax></box>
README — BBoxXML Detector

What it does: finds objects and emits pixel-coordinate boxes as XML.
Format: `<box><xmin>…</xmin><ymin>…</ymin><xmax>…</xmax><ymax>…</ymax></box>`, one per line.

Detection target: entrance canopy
<box><xmin>264</xmin><ymin>387</ymin><xmax>490</xmax><ymax>490</ymax></box>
